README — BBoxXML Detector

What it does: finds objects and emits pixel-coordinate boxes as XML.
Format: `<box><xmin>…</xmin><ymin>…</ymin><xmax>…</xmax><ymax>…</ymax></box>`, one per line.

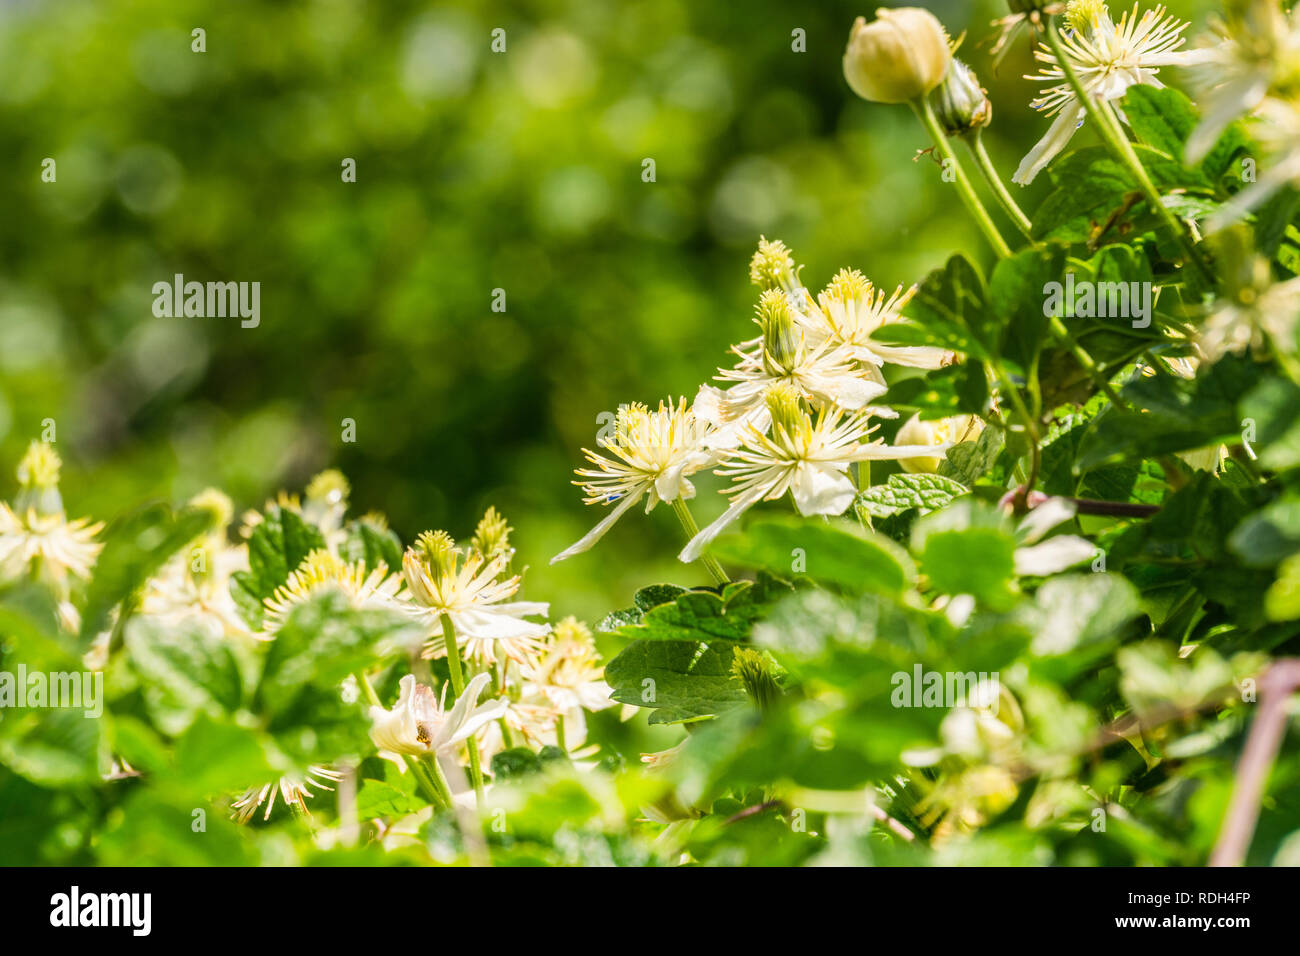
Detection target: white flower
<box><xmin>405</xmin><ymin>532</ymin><xmax>550</xmax><ymax>664</ymax></box>
<box><xmin>1011</xmin><ymin>496</ymin><xmax>1097</xmax><ymax>576</ymax></box>
<box><xmin>696</xmin><ymin>289</ymin><xmax>893</xmax><ymax>449</ymax></box>
<box><xmin>551</xmin><ymin>398</ymin><xmax>717</xmax><ymax>564</ymax></box>
<box><xmin>894</xmin><ymin>413</ymin><xmax>985</xmax><ymax>474</ymax></box>
<box><xmin>1014</xmin><ymin>1</ymin><xmax>1215</xmax><ymax>185</ymax></box>
<box><xmin>261</xmin><ymin>548</ymin><xmax>405</xmax><ymax>636</ymax></box>
<box><xmin>0</xmin><ymin>443</ymin><xmax>102</xmax><ymax>600</ymax></box>
<box><xmin>1184</xmin><ymin>1</ymin><xmax>1300</xmax><ymax>164</ymax></box>
<box><xmin>521</xmin><ymin>616</ymin><xmax>616</xmax><ymax>715</ymax></box>
<box><xmin>680</xmin><ymin>385</ymin><xmax>946</xmax><ymax>563</ymax></box>
<box><xmin>1199</xmin><ymin>268</ymin><xmax>1300</xmax><ymax>362</ymax></box>
<box><xmin>231</xmin><ymin>766</ymin><xmax>343</xmax><ymax>824</ymax></box>
<box><xmin>802</xmin><ymin>269</ymin><xmax>952</xmax><ymax>371</ymax></box>
<box><xmin>368</xmin><ymin>672</ymin><xmax>507</xmax><ymax>757</ymax></box>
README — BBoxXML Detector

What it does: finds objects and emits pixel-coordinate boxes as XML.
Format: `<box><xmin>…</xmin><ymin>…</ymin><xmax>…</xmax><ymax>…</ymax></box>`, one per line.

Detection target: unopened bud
<box><xmin>842</xmin><ymin>8</ymin><xmax>952</xmax><ymax>105</ymax></box>
<box><xmin>930</xmin><ymin>60</ymin><xmax>992</xmax><ymax>137</ymax></box>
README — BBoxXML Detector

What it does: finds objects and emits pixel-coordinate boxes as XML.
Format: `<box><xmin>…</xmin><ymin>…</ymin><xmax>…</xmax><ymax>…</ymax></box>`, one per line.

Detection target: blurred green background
<box><xmin>0</xmin><ymin>0</ymin><xmax>1217</xmax><ymax>621</ymax></box>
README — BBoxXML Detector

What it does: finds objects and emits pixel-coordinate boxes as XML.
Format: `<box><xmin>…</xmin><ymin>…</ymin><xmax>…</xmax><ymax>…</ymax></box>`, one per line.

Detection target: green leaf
<box><xmin>1025</xmin><ymin>573</ymin><xmax>1140</xmax><ymax>674</ymax></box>
<box><xmin>605</xmin><ymin>575</ymin><xmax>792</xmax><ymax>643</ymax></box>
<box><xmin>79</xmin><ymin>503</ymin><xmax>217</xmax><ymax>642</ymax></box>
<box><xmin>939</xmin><ymin>423</ymin><xmax>1005</xmax><ymax>487</ymax></box>
<box><xmin>125</xmin><ymin>616</ymin><xmax>243</xmax><ymax>734</ymax></box>
<box><xmin>1031</xmin><ymin>145</ymin><xmax>1197</xmax><ymax>242</ymax></box>
<box><xmin>604</xmin><ymin>638</ymin><xmax>749</xmax><ymax>724</ymax></box>
<box><xmin>338</xmin><ymin>518</ymin><xmax>403</xmax><ymax>574</ymax></box>
<box><xmin>878</xmin><ymin>253</ymin><xmax>992</xmax><ymax>359</ymax></box>
<box><xmin>993</xmin><ymin>244</ymin><xmax>1068</xmax><ymax>375</ymax></box>
<box><xmin>855</xmin><ymin>473</ymin><xmax>968</xmax><ymax>519</ymax></box>
<box><xmin>257</xmin><ymin>590</ymin><xmax>416</xmax><ymax>716</ymax></box>
<box><xmin>710</xmin><ymin>518</ymin><xmax>913</xmax><ymax>596</ymax></box>
<box><xmin>357</xmin><ymin>778</ymin><xmax>426</xmax><ymax>818</ymax></box>
<box><xmin>1229</xmin><ymin>495</ymin><xmax>1300</xmax><ymax>567</ymax></box>
<box><xmin>230</xmin><ymin>505</ymin><xmax>327</xmax><ymax>629</ymax></box>
<box><xmin>912</xmin><ymin>500</ymin><xmax>1017</xmax><ymax>607</ymax></box>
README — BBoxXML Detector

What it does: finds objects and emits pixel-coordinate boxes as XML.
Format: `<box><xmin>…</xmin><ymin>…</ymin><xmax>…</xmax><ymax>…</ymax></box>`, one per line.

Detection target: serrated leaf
<box><xmin>855</xmin><ymin>473</ymin><xmax>969</xmax><ymax>519</ymax></box>
<box><xmin>604</xmin><ymin>639</ymin><xmax>748</xmax><ymax>724</ymax></box>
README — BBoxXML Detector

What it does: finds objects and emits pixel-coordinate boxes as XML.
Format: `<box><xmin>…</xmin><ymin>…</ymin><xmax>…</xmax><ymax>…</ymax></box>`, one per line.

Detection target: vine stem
<box><xmin>969</xmin><ymin>130</ymin><xmax>1035</xmax><ymax>240</ymax></box>
<box><xmin>439</xmin><ymin>613</ymin><xmax>486</xmax><ymax>804</ymax></box>
<box><xmin>672</xmin><ymin>497</ymin><xmax>730</xmax><ymax>586</ymax></box>
<box><xmin>355</xmin><ymin>670</ymin><xmax>449</xmax><ymax>810</ymax></box>
<box><xmin>1043</xmin><ymin>15</ymin><xmax>1213</xmax><ymax>286</ymax></box>
<box><xmin>1210</xmin><ymin>660</ymin><xmax>1300</xmax><ymax>867</ymax></box>
<box><xmin>910</xmin><ymin>97</ymin><xmax>1013</xmax><ymax>259</ymax></box>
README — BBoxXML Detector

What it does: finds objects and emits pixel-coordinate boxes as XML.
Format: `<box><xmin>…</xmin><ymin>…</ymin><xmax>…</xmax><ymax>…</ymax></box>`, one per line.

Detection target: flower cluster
<box><xmin>0</xmin><ymin>446</ymin><xmax>616</xmax><ymax>825</ymax></box>
<box><xmin>554</xmin><ymin>238</ymin><xmax>960</xmax><ymax>575</ymax></box>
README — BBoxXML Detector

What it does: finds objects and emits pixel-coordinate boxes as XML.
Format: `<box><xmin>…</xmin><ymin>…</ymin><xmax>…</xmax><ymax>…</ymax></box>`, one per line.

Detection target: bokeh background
<box><xmin>0</xmin><ymin>0</ymin><xmax>1218</xmax><ymax>621</ymax></box>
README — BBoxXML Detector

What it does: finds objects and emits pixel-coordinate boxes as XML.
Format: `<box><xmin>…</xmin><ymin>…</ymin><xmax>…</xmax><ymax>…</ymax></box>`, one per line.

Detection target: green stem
<box><xmin>421</xmin><ymin>752</ymin><xmax>456</xmax><ymax>808</ymax></box>
<box><xmin>911</xmin><ymin>98</ymin><xmax>1013</xmax><ymax>259</ymax></box>
<box><xmin>1043</xmin><ymin>16</ymin><xmax>1212</xmax><ymax>286</ymax></box>
<box><xmin>355</xmin><ymin>670</ymin><xmax>448</xmax><ymax>810</ymax></box>
<box><xmin>555</xmin><ymin>715</ymin><xmax>567</xmax><ymax>754</ymax></box>
<box><xmin>439</xmin><ymin>613</ymin><xmax>486</xmax><ymax>804</ymax></box>
<box><xmin>1049</xmin><ymin>315</ymin><xmax>1129</xmax><ymax>409</ymax></box>
<box><xmin>969</xmin><ymin>130</ymin><xmax>1035</xmax><ymax>240</ymax></box>
<box><xmin>671</xmin><ymin>497</ymin><xmax>730</xmax><ymax>586</ymax></box>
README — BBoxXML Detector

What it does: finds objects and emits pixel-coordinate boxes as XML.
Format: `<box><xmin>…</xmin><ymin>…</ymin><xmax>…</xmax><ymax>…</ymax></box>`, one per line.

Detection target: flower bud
<box><xmin>749</xmin><ymin>237</ymin><xmax>798</xmax><ymax>291</ymax></box>
<box><xmin>929</xmin><ymin>59</ymin><xmax>992</xmax><ymax>137</ymax></box>
<box><xmin>14</xmin><ymin>441</ymin><xmax>63</xmax><ymax>517</ymax></box>
<box><xmin>842</xmin><ymin>8</ymin><xmax>952</xmax><ymax>105</ymax></box>
<box><xmin>895</xmin><ymin>413</ymin><xmax>982</xmax><ymax>473</ymax></box>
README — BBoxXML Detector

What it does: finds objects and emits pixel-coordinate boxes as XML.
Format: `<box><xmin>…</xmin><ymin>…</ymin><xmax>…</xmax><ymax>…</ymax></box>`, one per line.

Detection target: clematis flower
<box><xmin>842</xmin><ymin>7</ymin><xmax>952</xmax><ymax>104</ymax></box>
<box><xmin>551</xmin><ymin>399</ymin><xmax>717</xmax><ymax>564</ymax></box>
<box><xmin>231</xmin><ymin>767</ymin><xmax>344</xmax><ymax>824</ymax></box>
<box><xmin>368</xmin><ymin>672</ymin><xmax>507</xmax><ymax>757</ymax></box>
<box><xmin>261</xmin><ymin>548</ymin><xmax>405</xmax><ymax>636</ymax></box>
<box><xmin>141</xmin><ymin>489</ymin><xmax>252</xmax><ymax>640</ymax></box>
<box><xmin>1184</xmin><ymin>0</ymin><xmax>1300</xmax><ymax>164</ymax></box>
<box><xmin>894</xmin><ymin>414</ymin><xmax>985</xmax><ymax>474</ymax></box>
<box><xmin>0</xmin><ymin>442</ymin><xmax>103</xmax><ymax>609</ymax></box>
<box><xmin>681</xmin><ymin>385</ymin><xmax>946</xmax><ymax>562</ymax></box>
<box><xmin>696</xmin><ymin>289</ymin><xmax>893</xmax><ymax>449</ymax></box>
<box><xmin>1205</xmin><ymin>98</ymin><xmax>1300</xmax><ymax>232</ymax></box>
<box><xmin>1013</xmin><ymin>1</ymin><xmax>1215</xmax><ymax>185</ymax></box>
<box><xmin>802</xmin><ymin>269</ymin><xmax>952</xmax><ymax>371</ymax></box>
<box><xmin>405</xmin><ymin>531</ymin><xmax>550</xmax><ymax>664</ymax></box>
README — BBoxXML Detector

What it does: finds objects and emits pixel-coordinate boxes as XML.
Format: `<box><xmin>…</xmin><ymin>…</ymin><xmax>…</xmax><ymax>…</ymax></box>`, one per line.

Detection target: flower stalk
<box><xmin>439</xmin><ymin>613</ymin><xmax>486</xmax><ymax>803</ymax></box>
<box><xmin>911</xmin><ymin>97</ymin><xmax>1014</xmax><ymax>258</ymax></box>
<box><xmin>1042</xmin><ymin>14</ymin><xmax>1213</xmax><ymax>285</ymax></box>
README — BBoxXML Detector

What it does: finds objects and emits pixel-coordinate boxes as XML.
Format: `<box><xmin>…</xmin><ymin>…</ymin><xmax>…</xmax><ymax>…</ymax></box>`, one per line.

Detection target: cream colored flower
<box><xmin>681</xmin><ymin>385</ymin><xmax>945</xmax><ymax>562</ymax></box>
<box><xmin>231</xmin><ymin>766</ymin><xmax>344</xmax><ymax>824</ymax></box>
<box><xmin>803</xmin><ymin>269</ymin><xmax>952</xmax><ymax>371</ymax></box>
<box><xmin>141</xmin><ymin>489</ymin><xmax>251</xmax><ymax>639</ymax></box>
<box><xmin>0</xmin><ymin>442</ymin><xmax>103</xmax><ymax>600</ymax></box>
<box><xmin>895</xmin><ymin>414</ymin><xmax>985</xmax><ymax>474</ymax></box>
<box><xmin>1014</xmin><ymin>1</ymin><xmax>1215</xmax><ymax>184</ymax></box>
<box><xmin>842</xmin><ymin>8</ymin><xmax>952</xmax><ymax>104</ymax></box>
<box><xmin>1185</xmin><ymin>0</ymin><xmax>1300</xmax><ymax>164</ymax></box>
<box><xmin>262</xmin><ymin>548</ymin><xmax>405</xmax><ymax>636</ymax></box>
<box><xmin>368</xmin><ymin>672</ymin><xmax>507</xmax><ymax>757</ymax></box>
<box><xmin>696</xmin><ymin>289</ymin><xmax>893</xmax><ymax>449</ymax></box>
<box><xmin>551</xmin><ymin>399</ymin><xmax>717</xmax><ymax>564</ymax></box>
<box><xmin>521</xmin><ymin>617</ymin><xmax>616</xmax><ymax>715</ymax></box>
<box><xmin>405</xmin><ymin>532</ymin><xmax>550</xmax><ymax>664</ymax></box>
